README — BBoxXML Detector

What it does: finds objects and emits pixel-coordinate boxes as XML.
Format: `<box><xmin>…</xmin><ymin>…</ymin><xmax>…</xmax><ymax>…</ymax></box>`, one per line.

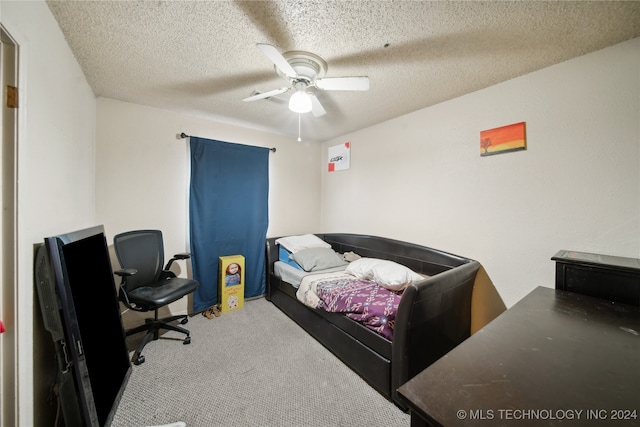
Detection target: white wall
<box><xmin>96</xmin><ymin>98</ymin><xmax>322</xmax><ymax>317</ymax></box>
<box><xmin>321</xmin><ymin>37</ymin><xmax>640</xmax><ymax>307</ymax></box>
<box><xmin>1</xmin><ymin>1</ymin><xmax>97</xmax><ymax>425</ymax></box>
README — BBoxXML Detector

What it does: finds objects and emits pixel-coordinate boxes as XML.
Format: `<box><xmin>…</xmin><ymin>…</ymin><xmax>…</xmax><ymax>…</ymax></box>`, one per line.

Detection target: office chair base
<box><xmin>126</xmin><ymin>315</ymin><xmax>192</xmax><ymax>365</ymax></box>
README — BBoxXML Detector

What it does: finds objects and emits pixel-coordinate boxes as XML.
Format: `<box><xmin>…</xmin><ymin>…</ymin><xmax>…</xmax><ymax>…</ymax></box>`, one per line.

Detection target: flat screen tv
<box><xmin>35</xmin><ymin>225</ymin><xmax>131</xmax><ymax>426</ymax></box>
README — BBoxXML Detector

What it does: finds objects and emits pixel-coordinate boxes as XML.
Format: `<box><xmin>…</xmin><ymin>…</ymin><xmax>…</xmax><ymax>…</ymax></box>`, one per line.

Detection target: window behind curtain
<box><xmin>188</xmin><ymin>137</ymin><xmax>269</xmax><ymax>312</ymax></box>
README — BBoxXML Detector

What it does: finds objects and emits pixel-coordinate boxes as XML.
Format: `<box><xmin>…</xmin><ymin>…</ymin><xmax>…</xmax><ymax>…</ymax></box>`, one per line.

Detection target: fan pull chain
<box><xmin>297</xmin><ymin>113</ymin><xmax>302</xmax><ymax>142</ymax></box>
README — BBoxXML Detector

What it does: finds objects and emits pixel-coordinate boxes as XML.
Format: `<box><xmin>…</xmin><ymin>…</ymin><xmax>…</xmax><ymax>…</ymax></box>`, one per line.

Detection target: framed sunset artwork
<box><xmin>480</xmin><ymin>122</ymin><xmax>526</xmax><ymax>156</ymax></box>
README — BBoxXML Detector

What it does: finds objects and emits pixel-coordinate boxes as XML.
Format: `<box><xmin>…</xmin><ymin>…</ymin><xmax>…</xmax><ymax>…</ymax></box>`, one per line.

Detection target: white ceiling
<box><xmin>47</xmin><ymin>1</ymin><xmax>640</xmax><ymax>142</ymax></box>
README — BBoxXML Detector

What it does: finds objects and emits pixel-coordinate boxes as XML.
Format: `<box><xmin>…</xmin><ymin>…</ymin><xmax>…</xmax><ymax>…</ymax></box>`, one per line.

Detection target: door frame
<box><xmin>1</xmin><ymin>24</ymin><xmax>19</xmax><ymax>427</ymax></box>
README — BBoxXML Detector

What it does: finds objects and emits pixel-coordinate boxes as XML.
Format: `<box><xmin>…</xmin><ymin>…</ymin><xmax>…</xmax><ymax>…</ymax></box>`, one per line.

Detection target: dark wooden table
<box><xmin>397</xmin><ymin>286</ymin><xmax>640</xmax><ymax>426</ymax></box>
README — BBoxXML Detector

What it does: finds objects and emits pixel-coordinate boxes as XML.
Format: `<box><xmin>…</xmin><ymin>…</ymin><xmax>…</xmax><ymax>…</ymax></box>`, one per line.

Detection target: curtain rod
<box><xmin>179</xmin><ymin>132</ymin><xmax>276</xmax><ymax>152</ymax></box>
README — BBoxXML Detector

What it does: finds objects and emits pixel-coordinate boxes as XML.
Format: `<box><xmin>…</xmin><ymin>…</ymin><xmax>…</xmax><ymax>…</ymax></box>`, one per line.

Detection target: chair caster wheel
<box><xmin>133</xmin><ymin>355</ymin><xmax>145</xmax><ymax>365</ymax></box>
<box><xmin>180</xmin><ymin>317</ymin><xmax>188</xmax><ymax>325</ymax></box>
<box><xmin>183</xmin><ymin>336</ymin><xmax>191</xmax><ymax>345</ymax></box>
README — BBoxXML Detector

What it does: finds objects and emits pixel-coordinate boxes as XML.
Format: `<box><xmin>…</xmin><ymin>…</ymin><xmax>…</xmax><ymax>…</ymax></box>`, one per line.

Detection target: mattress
<box><xmin>274</xmin><ymin>261</ymin><xmax>347</xmax><ymax>289</ymax></box>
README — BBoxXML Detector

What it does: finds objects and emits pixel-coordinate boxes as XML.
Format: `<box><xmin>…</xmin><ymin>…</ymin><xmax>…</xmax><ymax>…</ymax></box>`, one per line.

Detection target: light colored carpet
<box><xmin>110</xmin><ymin>297</ymin><xmax>410</xmax><ymax>427</ymax></box>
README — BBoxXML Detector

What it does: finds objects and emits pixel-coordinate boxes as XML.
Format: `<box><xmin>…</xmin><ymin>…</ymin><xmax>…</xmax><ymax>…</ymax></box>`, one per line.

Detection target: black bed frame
<box><xmin>265</xmin><ymin>233</ymin><xmax>480</xmax><ymax>409</ymax></box>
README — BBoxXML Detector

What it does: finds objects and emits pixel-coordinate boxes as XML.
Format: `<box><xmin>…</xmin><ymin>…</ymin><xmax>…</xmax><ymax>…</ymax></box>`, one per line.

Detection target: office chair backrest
<box><xmin>113</xmin><ymin>230</ymin><xmax>165</xmax><ymax>291</ymax></box>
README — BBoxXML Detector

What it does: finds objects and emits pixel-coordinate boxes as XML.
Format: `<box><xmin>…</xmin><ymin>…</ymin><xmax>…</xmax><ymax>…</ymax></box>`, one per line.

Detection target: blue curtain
<box><xmin>189</xmin><ymin>137</ymin><xmax>269</xmax><ymax>312</ymax></box>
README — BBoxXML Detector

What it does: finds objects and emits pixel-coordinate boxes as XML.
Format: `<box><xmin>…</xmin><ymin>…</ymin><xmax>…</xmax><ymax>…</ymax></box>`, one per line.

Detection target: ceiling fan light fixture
<box><xmin>289</xmin><ymin>90</ymin><xmax>312</xmax><ymax>113</ymax></box>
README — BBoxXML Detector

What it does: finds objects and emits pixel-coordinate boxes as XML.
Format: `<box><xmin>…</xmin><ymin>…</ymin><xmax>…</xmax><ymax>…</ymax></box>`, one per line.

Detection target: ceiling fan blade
<box><xmin>256</xmin><ymin>43</ymin><xmax>298</xmax><ymax>79</ymax></box>
<box><xmin>308</xmin><ymin>93</ymin><xmax>326</xmax><ymax>117</ymax></box>
<box><xmin>316</xmin><ymin>76</ymin><xmax>370</xmax><ymax>91</ymax></box>
<box><xmin>242</xmin><ymin>87</ymin><xmax>290</xmax><ymax>102</ymax></box>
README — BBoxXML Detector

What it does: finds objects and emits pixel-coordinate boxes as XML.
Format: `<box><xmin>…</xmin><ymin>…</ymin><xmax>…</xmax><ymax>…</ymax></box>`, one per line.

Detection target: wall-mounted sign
<box><xmin>328</xmin><ymin>142</ymin><xmax>350</xmax><ymax>172</ymax></box>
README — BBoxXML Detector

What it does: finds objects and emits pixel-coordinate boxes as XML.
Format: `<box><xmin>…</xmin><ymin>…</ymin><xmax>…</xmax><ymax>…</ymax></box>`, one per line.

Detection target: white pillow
<box><xmin>275</xmin><ymin>234</ymin><xmax>331</xmax><ymax>253</ymax></box>
<box><xmin>346</xmin><ymin>257</ymin><xmax>424</xmax><ymax>291</ymax></box>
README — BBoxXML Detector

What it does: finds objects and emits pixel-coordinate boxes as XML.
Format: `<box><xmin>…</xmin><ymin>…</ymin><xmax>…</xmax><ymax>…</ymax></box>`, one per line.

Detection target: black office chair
<box><xmin>113</xmin><ymin>229</ymin><xmax>200</xmax><ymax>365</ymax></box>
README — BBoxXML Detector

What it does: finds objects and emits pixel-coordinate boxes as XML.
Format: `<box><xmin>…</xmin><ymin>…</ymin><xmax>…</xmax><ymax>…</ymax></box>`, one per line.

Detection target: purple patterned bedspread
<box><xmin>315</xmin><ymin>276</ymin><xmax>402</xmax><ymax>340</ymax></box>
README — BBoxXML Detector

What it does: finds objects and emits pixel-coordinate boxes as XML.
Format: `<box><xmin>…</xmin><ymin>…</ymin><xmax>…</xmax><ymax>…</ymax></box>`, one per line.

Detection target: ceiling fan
<box><xmin>242</xmin><ymin>43</ymin><xmax>370</xmax><ymax>117</ymax></box>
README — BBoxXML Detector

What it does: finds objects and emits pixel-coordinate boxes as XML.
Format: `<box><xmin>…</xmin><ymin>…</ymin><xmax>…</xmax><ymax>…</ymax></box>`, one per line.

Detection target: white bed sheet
<box><xmin>273</xmin><ymin>261</ymin><xmax>347</xmax><ymax>289</ymax></box>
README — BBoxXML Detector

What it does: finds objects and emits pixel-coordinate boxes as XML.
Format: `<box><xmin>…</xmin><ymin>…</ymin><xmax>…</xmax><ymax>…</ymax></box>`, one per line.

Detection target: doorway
<box><xmin>1</xmin><ymin>25</ymin><xmax>18</xmax><ymax>427</ymax></box>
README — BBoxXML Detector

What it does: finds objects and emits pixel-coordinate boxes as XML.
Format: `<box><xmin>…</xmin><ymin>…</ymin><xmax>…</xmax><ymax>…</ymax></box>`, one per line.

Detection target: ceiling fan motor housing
<box><xmin>276</xmin><ymin>51</ymin><xmax>328</xmax><ymax>84</ymax></box>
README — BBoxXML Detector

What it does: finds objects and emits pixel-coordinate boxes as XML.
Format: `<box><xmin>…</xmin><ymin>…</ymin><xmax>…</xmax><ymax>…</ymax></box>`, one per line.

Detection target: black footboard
<box><xmin>391</xmin><ymin>260</ymin><xmax>478</xmax><ymax>404</ymax></box>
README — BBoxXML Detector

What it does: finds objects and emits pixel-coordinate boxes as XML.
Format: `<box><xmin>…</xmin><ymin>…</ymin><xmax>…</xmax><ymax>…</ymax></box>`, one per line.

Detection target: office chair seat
<box><xmin>113</xmin><ymin>229</ymin><xmax>200</xmax><ymax>365</ymax></box>
<box><xmin>126</xmin><ymin>277</ymin><xmax>199</xmax><ymax>309</ymax></box>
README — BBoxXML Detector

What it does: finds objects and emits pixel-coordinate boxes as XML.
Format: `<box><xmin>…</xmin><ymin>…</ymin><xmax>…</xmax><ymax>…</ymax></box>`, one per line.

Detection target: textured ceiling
<box><xmin>47</xmin><ymin>1</ymin><xmax>640</xmax><ymax>142</ymax></box>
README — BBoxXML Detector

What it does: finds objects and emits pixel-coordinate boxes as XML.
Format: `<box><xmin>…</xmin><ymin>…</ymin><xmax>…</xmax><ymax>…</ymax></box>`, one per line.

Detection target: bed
<box><xmin>265</xmin><ymin>233</ymin><xmax>482</xmax><ymax>409</ymax></box>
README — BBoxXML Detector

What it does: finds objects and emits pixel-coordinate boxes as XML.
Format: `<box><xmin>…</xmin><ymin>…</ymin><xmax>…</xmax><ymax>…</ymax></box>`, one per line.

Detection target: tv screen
<box><xmin>35</xmin><ymin>225</ymin><xmax>131</xmax><ymax>426</ymax></box>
